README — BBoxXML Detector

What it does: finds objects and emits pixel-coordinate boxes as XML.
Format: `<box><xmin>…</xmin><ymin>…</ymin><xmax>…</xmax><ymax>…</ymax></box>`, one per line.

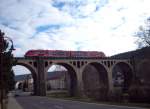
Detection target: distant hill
<box><xmin>15</xmin><ymin>74</ymin><xmax>30</xmax><ymax>81</ymax></box>
<box><xmin>111</xmin><ymin>47</ymin><xmax>150</xmax><ymax>59</ymax></box>
<box><xmin>46</xmin><ymin>71</ymin><xmax>67</xmax><ymax>80</ymax></box>
<box><xmin>15</xmin><ymin>71</ymin><xmax>67</xmax><ymax>81</ymax></box>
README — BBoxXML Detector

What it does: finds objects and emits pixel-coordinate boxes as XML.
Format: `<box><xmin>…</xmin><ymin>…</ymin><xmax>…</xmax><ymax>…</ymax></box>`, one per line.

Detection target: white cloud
<box><xmin>13</xmin><ymin>65</ymin><xmax>31</xmax><ymax>75</ymax></box>
<box><xmin>1</xmin><ymin>0</ymin><xmax>150</xmax><ymax>74</ymax></box>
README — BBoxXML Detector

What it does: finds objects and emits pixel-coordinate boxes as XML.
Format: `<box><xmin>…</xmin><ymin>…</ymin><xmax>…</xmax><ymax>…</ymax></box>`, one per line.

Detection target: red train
<box><xmin>25</xmin><ymin>50</ymin><xmax>106</xmax><ymax>58</ymax></box>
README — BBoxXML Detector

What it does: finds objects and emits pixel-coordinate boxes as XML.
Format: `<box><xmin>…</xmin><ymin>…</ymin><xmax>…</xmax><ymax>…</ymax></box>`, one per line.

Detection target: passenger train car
<box><xmin>25</xmin><ymin>50</ymin><xmax>106</xmax><ymax>58</ymax></box>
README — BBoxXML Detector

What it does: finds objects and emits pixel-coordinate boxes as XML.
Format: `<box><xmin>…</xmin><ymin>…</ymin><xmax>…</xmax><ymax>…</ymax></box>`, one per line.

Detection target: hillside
<box><xmin>111</xmin><ymin>47</ymin><xmax>150</xmax><ymax>59</ymax></box>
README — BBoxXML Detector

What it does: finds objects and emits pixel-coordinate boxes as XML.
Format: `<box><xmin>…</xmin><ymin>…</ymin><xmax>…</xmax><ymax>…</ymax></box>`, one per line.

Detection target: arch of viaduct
<box><xmin>14</xmin><ymin>57</ymin><xmax>135</xmax><ymax>99</ymax></box>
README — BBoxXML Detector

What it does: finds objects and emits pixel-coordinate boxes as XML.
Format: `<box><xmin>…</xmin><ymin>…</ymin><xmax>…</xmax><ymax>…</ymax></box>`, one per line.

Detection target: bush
<box><xmin>129</xmin><ymin>84</ymin><xmax>150</xmax><ymax>103</ymax></box>
<box><xmin>108</xmin><ymin>88</ymin><xmax>123</xmax><ymax>102</ymax></box>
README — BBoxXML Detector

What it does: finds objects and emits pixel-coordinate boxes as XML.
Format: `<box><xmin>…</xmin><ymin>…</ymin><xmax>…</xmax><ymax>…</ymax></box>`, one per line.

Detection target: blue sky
<box><xmin>0</xmin><ymin>0</ymin><xmax>150</xmax><ymax>75</ymax></box>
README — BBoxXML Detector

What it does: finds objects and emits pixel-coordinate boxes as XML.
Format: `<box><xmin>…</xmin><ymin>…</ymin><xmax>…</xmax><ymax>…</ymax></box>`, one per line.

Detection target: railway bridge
<box><xmin>14</xmin><ymin>57</ymin><xmax>142</xmax><ymax>99</ymax></box>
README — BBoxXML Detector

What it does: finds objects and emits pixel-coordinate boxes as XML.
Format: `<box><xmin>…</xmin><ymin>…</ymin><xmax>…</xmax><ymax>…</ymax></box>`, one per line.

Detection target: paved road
<box><xmin>15</xmin><ymin>95</ymin><xmax>147</xmax><ymax>109</ymax></box>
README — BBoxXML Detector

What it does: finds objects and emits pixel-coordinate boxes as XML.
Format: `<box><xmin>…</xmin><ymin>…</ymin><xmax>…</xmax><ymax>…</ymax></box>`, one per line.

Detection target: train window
<box><xmin>75</xmin><ymin>52</ymin><xmax>86</xmax><ymax>57</ymax></box>
<box><xmin>34</xmin><ymin>51</ymin><xmax>42</xmax><ymax>54</ymax></box>
<box><xmin>52</xmin><ymin>52</ymin><xmax>56</xmax><ymax>55</ymax></box>
<box><xmin>48</xmin><ymin>51</ymin><xmax>53</xmax><ymax>55</ymax></box>
<box><xmin>56</xmin><ymin>51</ymin><xmax>65</xmax><ymax>56</ymax></box>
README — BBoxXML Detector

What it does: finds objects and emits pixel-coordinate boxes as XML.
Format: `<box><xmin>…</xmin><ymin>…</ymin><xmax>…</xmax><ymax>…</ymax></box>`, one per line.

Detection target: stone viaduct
<box><xmin>14</xmin><ymin>57</ymin><xmax>147</xmax><ymax>99</ymax></box>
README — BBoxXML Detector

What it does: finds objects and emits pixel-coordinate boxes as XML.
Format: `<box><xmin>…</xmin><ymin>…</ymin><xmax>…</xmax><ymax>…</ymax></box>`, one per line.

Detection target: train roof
<box><xmin>26</xmin><ymin>49</ymin><xmax>104</xmax><ymax>52</ymax></box>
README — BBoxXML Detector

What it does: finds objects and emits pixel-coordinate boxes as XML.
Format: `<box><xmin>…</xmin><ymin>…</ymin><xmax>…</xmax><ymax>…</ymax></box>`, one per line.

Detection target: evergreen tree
<box><xmin>0</xmin><ymin>30</ymin><xmax>15</xmax><ymax>93</ymax></box>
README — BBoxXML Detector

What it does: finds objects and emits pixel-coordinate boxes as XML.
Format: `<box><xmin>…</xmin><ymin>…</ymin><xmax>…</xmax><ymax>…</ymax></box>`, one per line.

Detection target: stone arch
<box><xmin>112</xmin><ymin>62</ymin><xmax>133</xmax><ymax>93</ymax></box>
<box><xmin>82</xmin><ymin>62</ymin><xmax>109</xmax><ymax>100</ymax></box>
<box><xmin>15</xmin><ymin>81</ymin><xmax>23</xmax><ymax>90</ymax></box>
<box><xmin>46</xmin><ymin>62</ymin><xmax>77</xmax><ymax>96</ymax></box>
<box><xmin>14</xmin><ymin>62</ymin><xmax>36</xmax><ymax>75</ymax></box>
<box><xmin>13</xmin><ymin>62</ymin><xmax>38</xmax><ymax>95</ymax></box>
<box><xmin>112</xmin><ymin>61</ymin><xmax>133</xmax><ymax>71</ymax></box>
<box><xmin>15</xmin><ymin>81</ymin><xmax>20</xmax><ymax>89</ymax></box>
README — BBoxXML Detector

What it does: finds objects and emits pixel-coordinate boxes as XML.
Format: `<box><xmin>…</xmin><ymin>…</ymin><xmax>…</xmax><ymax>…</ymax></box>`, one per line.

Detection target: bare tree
<box><xmin>135</xmin><ymin>18</ymin><xmax>150</xmax><ymax>48</ymax></box>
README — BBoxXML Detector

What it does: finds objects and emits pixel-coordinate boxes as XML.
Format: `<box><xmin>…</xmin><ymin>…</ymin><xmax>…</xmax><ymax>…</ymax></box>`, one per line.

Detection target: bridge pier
<box><xmin>32</xmin><ymin>74</ymin><xmax>38</xmax><ymax>95</ymax></box>
<box><xmin>107</xmin><ymin>69</ymin><xmax>114</xmax><ymax>91</ymax></box>
<box><xmin>36</xmin><ymin>57</ymin><xmax>46</xmax><ymax>96</ymax></box>
<box><xmin>75</xmin><ymin>68</ymin><xmax>87</xmax><ymax>98</ymax></box>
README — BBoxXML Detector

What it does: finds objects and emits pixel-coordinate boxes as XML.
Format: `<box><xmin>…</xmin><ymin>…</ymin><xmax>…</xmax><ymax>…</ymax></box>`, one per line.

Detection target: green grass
<box><xmin>47</xmin><ymin>92</ymin><xmax>150</xmax><ymax>108</ymax></box>
<box><xmin>47</xmin><ymin>91</ymin><xmax>69</xmax><ymax>98</ymax></box>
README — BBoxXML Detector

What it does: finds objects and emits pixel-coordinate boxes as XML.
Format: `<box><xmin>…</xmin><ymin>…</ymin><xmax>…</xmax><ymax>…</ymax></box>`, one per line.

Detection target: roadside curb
<box><xmin>7</xmin><ymin>93</ymin><xmax>23</xmax><ymax>109</ymax></box>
